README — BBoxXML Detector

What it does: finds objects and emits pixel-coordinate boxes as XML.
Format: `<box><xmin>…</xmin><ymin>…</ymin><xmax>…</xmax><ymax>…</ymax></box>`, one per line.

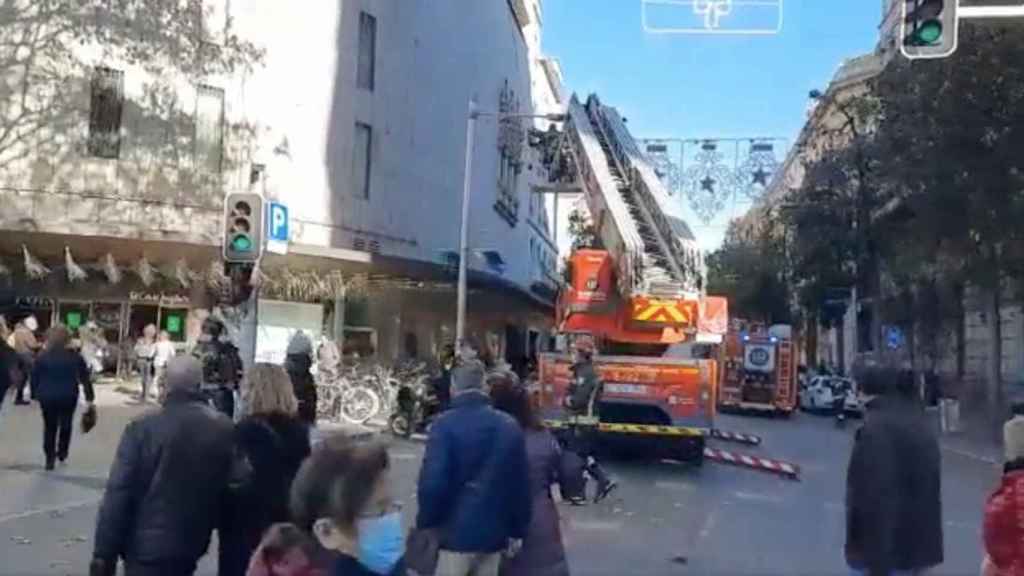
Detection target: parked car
<box><xmin>800</xmin><ymin>376</ymin><xmax>857</xmax><ymax>413</ymax></box>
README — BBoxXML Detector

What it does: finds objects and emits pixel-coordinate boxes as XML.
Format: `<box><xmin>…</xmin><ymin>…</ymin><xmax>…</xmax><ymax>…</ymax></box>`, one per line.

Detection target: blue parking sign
<box><xmin>267</xmin><ymin>202</ymin><xmax>289</xmax><ymax>254</ymax></box>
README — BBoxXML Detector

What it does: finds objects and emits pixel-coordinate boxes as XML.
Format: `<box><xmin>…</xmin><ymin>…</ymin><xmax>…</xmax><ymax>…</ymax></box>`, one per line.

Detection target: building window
<box><xmin>195</xmin><ymin>85</ymin><xmax>225</xmax><ymax>172</ymax></box>
<box><xmin>352</xmin><ymin>122</ymin><xmax>372</xmax><ymax>198</ymax></box>
<box><xmin>87</xmin><ymin>67</ymin><xmax>124</xmax><ymax>159</ymax></box>
<box><xmin>357</xmin><ymin>12</ymin><xmax>377</xmax><ymax>91</ymax></box>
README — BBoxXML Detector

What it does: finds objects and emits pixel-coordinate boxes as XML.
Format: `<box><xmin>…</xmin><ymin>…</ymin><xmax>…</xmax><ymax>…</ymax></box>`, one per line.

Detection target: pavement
<box><xmin>0</xmin><ymin>389</ymin><xmax>1002</xmax><ymax>576</ymax></box>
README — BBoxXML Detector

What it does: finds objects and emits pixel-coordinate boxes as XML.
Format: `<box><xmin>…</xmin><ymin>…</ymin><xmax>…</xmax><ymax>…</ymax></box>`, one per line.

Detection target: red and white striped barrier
<box><xmin>703</xmin><ymin>447</ymin><xmax>800</xmax><ymax>480</ymax></box>
<box><xmin>706</xmin><ymin>429</ymin><xmax>762</xmax><ymax>446</ymax></box>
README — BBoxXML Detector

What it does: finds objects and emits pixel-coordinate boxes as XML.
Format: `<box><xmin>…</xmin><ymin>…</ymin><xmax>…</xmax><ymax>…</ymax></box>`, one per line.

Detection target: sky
<box><xmin>542</xmin><ymin>0</ymin><xmax>882</xmax><ymax>250</ymax></box>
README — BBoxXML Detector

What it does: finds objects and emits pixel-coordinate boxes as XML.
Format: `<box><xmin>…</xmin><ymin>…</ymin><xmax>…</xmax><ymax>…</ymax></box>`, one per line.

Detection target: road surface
<box><xmin>0</xmin><ymin>390</ymin><xmax>999</xmax><ymax>575</ymax></box>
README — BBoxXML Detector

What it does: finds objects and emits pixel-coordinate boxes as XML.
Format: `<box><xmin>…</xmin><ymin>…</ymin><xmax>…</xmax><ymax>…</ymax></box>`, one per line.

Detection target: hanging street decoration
<box><xmin>22</xmin><ymin>245</ymin><xmax>49</xmax><ymax>280</ymax></box>
<box><xmin>135</xmin><ymin>256</ymin><xmax>157</xmax><ymax>287</ymax></box>
<box><xmin>682</xmin><ymin>140</ymin><xmax>734</xmax><ymax>224</ymax></box>
<box><xmin>640</xmin><ymin>136</ymin><xmax>785</xmax><ymax>224</ymax></box>
<box><xmin>64</xmin><ymin>247</ymin><xmax>87</xmax><ymax>283</ymax></box>
<box><xmin>174</xmin><ymin>258</ymin><xmax>193</xmax><ymax>289</ymax></box>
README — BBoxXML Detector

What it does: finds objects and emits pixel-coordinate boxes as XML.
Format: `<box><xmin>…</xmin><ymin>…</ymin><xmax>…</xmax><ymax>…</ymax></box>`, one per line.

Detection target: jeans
<box><xmin>14</xmin><ymin>353</ymin><xmax>32</xmax><ymax>402</ymax></box>
<box><xmin>40</xmin><ymin>401</ymin><xmax>76</xmax><ymax>463</ymax></box>
<box><xmin>137</xmin><ymin>359</ymin><xmax>154</xmax><ymax>400</ymax></box>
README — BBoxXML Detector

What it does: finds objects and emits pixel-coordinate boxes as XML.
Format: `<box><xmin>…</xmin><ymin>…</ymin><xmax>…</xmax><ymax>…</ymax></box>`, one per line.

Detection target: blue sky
<box><xmin>542</xmin><ymin>0</ymin><xmax>882</xmax><ymax>249</ymax></box>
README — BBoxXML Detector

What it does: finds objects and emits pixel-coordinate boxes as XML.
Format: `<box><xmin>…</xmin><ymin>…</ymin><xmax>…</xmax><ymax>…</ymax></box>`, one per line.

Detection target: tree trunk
<box><xmin>954</xmin><ymin>281</ymin><xmax>966</xmax><ymax>380</ymax></box>
<box><xmin>807</xmin><ymin>314</ymin><xmax>818</xmax><ymax>368</ymax></box>
<box><xmin>985</xmin><ymin>281</ymin><xmax>1003</xmax><ymax>435</ymax></box>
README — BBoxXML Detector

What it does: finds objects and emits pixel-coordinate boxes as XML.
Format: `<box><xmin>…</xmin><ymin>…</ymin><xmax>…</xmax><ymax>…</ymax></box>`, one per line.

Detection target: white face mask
<box><xmin>23</xmin><ymin>317</ymin><xmax>38</xmax><ymax>332</ymax></box>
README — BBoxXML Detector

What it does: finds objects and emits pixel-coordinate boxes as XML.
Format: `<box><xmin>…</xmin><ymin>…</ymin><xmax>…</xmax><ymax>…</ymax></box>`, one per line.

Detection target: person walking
<box><xmin>11</xmin><ymin>315</ymin><xmax>41</xmax><ymax>405</ymax></box>
<box><xmin>152</xmin><ymin>330</ymin><xmax>176</xmax><ymax>399</ymax></box>
<box><xmin>220</xmin><ymin>363</ymin><xmax>312</xmax><ymax>576</ymax></box>
<box><xmin>134</xmin><ymin>324</ymin><xmax>158</xmax><ymax>403</ymax></box>
<box><xmin>488</xmin><ymin>371</ymin><xmax>571</xmax><ymax>576</ymax></box>
<box><xmin>90</xmin><ymin>356</ymin><xmax>236</xmax><ymax>576</ymax></box>
<box><xmin>981</xmin><ymin>406</ymin><xmax>1024</xmax><ymax>576</ymax></box>
<box><xmin>0</xmin><ymin>316</ymin><xmax>16</xmax><ymax>414</ymax></box>
<box><xmin>284</xmin><ymin>332</ymin><xmax>318</xmax><ymax>426</ymax></box>
<box><xmin>285</xmin><ymin>436</ymin><xmax>404</xmax><ymax>576</ymax></box>
<box><xmin>30</xmin><ymin>324</ymin><xmax>95</xmax><ymax>470</ymax></box>
<box><xmin>416</xmin><ymin>360</ymin><xmax>531</xmax><ymax>576</ymax></box>
<box><xmin>564</xmin><ymin>338</ymin><xmax>616</xmax><ymax>502</ymax></box>
<box><xmin>845</xmin><ymin>366</ymin><xmax>943</xmax><ymax>576</ymax></box>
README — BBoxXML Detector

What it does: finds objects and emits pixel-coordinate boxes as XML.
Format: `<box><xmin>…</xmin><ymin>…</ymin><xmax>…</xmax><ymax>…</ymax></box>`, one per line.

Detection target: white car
<box><xmin>800</xmin><ymin>376</ymin><xmax>856</xmax><ymax>412</ymax></box>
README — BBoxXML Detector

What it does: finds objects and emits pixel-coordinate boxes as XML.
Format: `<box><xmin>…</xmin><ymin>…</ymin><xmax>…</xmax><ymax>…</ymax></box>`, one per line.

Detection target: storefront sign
<box><xmin>129</xmin><ymin>292</ymin><xmax>190</xmax><ymax>307</ymax></box>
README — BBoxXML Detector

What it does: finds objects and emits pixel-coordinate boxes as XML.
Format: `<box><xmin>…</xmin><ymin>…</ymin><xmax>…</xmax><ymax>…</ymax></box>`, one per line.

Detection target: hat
<box><xmin>164</xmin><ymin>355</ymin><xmax>203</xmax><ymax>392</ymax></box>
<box><xmin>1004</xmin><ymin>416</ymin><xmax>1024</xmax><ymax>462</ymax></box>
<box><xmin>451</xmin><ymin>360</ymin><xmax>485</xmax><ymax>395</ymax></box>
<box><xmin>286</xmin><ymin>331</ymin><xmax>313</xmax><ymax>356</ymax></box>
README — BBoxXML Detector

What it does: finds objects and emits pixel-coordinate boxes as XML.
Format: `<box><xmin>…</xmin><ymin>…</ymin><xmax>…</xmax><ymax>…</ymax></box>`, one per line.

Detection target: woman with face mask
<box><xmin>275</xmin><ymin>436</ymin><xmax>405</xmax><ymax>576</ymax></box>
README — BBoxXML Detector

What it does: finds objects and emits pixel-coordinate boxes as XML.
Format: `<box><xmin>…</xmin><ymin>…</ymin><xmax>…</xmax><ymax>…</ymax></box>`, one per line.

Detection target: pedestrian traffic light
<box><xmin>901</xmin><ymin>0</ymin><xmax>958</xmax><ymax>60</ymax></box>
<box><xmin>223</xmin><ymin>192</ymin><xmax>263</xmax><ymax>262</ymax></box>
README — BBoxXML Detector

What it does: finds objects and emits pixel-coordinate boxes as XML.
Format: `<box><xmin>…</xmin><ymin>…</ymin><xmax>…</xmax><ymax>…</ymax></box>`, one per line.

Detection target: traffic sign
<box><xmin>267</xmin><ymin>202</ymin><xmax>289</xmax><ymax>255</ymax></box>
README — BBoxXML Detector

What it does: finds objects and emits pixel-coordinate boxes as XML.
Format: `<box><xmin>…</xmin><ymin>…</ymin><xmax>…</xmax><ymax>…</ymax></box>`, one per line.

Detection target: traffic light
<box><xmin>901</xmin><ymin>0</ymin><xmax>958</xmax><ymax>60</ymax></box>
<box><xmin>222</xmin><ymin>192</ymin><xmax>263</xmax><ymax>262</ymax></box>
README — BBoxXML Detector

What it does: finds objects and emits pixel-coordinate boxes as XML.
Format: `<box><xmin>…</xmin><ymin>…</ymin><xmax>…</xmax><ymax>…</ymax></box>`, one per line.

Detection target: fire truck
<box><xmin>535</xmin><ymin>94</ymin><xmax>728</xmax><ymax>464</ymax></box>
<box><xmin>716</xmin><ymin>322</ymin><xmax>798</xmax><ymax>415</ymax></box>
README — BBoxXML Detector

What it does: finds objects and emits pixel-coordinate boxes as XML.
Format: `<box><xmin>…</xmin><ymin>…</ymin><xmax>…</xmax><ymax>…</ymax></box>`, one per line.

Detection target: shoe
<box><xmin>58</xmin><ymin>457</ymin><xmax>68</xmax><ymax>467</ymax></box>
<box><xmin>14</xmin><ymin>400</ymin><xmax>30</xmax><ymax>406</ymax></box>
<box><xmin>45</xmin><ymin>459</ymin><xmax>55</xmax><ymax>471</ymax></box>
<box><xmin>594</xmin><ymin>480</ymin><xmax>618</xmax><ymax>503</ymax></box>
<box><xmin>567</xmin><ymin>496</ymin><xmax>588</xmax><ymax>506</ymax></box>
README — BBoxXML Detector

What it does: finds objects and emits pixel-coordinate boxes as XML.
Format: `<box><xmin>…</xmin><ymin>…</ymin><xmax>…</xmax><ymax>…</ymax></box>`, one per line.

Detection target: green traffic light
<box><xmin>231</xmin><ymin>234</ymin><xmax>253</xmax><ymax>252</ymax></box>
<box><xmin>914</xmin><ymin>20</ymin><xmax>943</xmax><ymax>45</ymax></box>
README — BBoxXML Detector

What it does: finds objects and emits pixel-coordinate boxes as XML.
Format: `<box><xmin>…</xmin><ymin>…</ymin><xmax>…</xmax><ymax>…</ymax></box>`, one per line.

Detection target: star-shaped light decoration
<box><xmin>682</xmin><ymin>140</ymin><xmax>733</xmax><ymax>224</ymax></box>
<box><xmin>700</xmin><ymin>176</ymin><xmax>716</xmax><ymax>193</ymax></box>
<box><xmin>738</xmin><ymin>140</ymin><xmax>779</xmax><ymax>200</ymax></box>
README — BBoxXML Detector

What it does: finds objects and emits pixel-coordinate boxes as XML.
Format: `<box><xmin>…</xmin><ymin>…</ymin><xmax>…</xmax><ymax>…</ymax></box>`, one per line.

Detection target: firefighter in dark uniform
<box><xmin>564</xmin><ymin>338</ymin><xmax>617</xmax><ymax>503</ymax></box>
<box><xmin>191</xmin><ymin>317</ymin><xmax>243</xmax><ymax>419</ymax></box>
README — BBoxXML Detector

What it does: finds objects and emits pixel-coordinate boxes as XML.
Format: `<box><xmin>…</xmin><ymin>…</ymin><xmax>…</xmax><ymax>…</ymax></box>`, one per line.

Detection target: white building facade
<box><xmin>0</xmin><ymin>0</ymin><xmax>562</xmax><ymax>366</ymax></box>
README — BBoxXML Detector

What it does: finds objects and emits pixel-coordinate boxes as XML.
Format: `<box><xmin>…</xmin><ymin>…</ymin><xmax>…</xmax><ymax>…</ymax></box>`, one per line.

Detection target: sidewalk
<box><xmin>936</xmin><ymin>404</ymin><xmax>1004</xmax><ymax>466</ymax></box>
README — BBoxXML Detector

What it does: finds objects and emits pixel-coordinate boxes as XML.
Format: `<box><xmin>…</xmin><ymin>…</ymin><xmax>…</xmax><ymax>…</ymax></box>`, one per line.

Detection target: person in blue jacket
<box><xmin>30</xmin><ymin>324</ymin><xmax>95</xmax><ymax>470</ymax></box>
<box><xmin>416</xmin><ymin>359</ymin><xmax>532</xmax><ymax>576</ymax></box>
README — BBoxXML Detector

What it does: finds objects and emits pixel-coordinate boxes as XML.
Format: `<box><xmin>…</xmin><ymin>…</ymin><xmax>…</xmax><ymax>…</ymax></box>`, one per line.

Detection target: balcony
<box><xmin>508</xmin><ymin>0</ymin><xmax>532</xmax><ymax>29</ymax></box>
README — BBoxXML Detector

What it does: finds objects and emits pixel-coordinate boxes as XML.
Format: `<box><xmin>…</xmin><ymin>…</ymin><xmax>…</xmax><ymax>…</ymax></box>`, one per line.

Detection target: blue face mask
<box><xmin>357</xmin><ymin>511</ymin><xmax>404</xmax><ymax>574</ymax></box>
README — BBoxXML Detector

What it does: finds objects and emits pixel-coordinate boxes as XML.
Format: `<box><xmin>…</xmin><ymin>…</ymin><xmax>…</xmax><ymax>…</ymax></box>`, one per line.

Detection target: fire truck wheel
<box><xmin>680</xmin><ymin>436</ymin><xmax>705</xmax><ymax>467</ymax></box>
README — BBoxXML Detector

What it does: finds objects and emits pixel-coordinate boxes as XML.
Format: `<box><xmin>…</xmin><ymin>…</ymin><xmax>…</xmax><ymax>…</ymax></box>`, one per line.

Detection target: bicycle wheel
<box><xmin>339</xmin><ymin>386</ymin><xmax>381</xmax><ymax>424</ymax></box>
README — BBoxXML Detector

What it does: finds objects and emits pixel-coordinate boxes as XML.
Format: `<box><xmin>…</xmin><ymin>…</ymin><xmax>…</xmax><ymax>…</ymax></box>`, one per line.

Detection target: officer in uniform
<box><xmin>564</xmin><ymin>337</ymin><xmax>617</xmax><ymax>503</ymax></box>
<box><xmin>191</xmin><ymin>317</ymin><xmax>242</xmax><ymax>419</ymax></box>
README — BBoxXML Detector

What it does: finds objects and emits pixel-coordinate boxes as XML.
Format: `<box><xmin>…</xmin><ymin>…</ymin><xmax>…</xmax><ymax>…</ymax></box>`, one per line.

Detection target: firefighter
<box><xmin>564</xmin><ymin>338</ymin><xmax>617</xmax><ymax>503</ymax></box>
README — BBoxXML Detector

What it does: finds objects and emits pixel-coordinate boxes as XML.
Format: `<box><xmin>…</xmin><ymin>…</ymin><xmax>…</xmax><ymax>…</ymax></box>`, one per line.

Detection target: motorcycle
<box><xmin>388</xmin><ymin>375</ymin><xmax>443</xmax><ymax>438</ymax></box>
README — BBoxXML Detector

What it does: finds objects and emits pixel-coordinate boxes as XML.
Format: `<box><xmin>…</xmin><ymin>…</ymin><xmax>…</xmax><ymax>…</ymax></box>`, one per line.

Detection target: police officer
<box><xmin>191</xmin><ymin>317</ymin><xmax>242</xmax><ymax>419</ymax></box>
<box><xmin>564</xmin><ymin>338</ymin><xmax>617</xmax><ymax>503</ymax></box>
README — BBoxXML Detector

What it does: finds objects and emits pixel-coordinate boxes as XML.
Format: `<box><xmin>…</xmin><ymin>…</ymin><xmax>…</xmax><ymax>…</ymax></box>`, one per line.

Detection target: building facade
<box><xmin>0</xmin><ymin>0</ymin><xmax>563</xmax><ymax>369</ymax></box>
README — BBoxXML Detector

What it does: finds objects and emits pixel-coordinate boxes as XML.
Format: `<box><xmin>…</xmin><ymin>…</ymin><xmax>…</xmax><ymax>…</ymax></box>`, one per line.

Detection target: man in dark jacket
<box><xmin>564</xmin><ymin>339</ymin><xmax>616</xmax><ymax>502</ymax></box>
<box><xmin>284</xmin><ymin>331</ymin><xmax>317</xmax><ymax>426</ymax></box>
<box><xmin>90</xmin><ymin>355</ymin><xmax>235</xmax><ymax>576</ymax></box>
<box><xmin>846</xmin><ymin>366</ymin><xmax>943</xmax><ymax>576</ymax></box>
<box><xmin>416</xmin><ymin>360</ymin><xmax>531</xmax><ymax>576</ymax></box>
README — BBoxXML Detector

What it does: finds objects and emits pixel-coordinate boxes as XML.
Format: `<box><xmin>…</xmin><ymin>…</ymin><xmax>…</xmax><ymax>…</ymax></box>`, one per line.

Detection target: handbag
<box><xmin>80</xmin><ymin>405</ymin><xmax>98</xmax><ymax>434</ymax></box>
<box><xmin>404</xmin><ymin>527</ymin><xmax>440</xmax><ymax>576</ymax></box>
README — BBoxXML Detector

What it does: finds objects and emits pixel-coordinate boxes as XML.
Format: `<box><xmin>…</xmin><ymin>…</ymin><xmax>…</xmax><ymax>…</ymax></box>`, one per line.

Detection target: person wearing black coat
<box><xmin>845</xmin><ymin>366</ymin><xmax>943</xmax><ymax>576</ymax></box>
<box><xmin>285</xmin><ymin>331</ymin><xmax>318</xmax><ymax>426</ymax></box>
<box><xmin>0</xmin><ymin>317</ymin><xmax>16</xmax><ymax>414</ymax></box>
<box><xmin>90</xmin><ymin>356</ymin><xmax>235</xmax><ymax>576</ymax></box>
<box><xmin>30</xmin><ymin>325</ymin><xmax>95</xmax><ymax>470</ymax></box>
<box><xmin>219</xmin><ymin>363</ymin><xmax>312</xmax><ymax>576</ymax></box>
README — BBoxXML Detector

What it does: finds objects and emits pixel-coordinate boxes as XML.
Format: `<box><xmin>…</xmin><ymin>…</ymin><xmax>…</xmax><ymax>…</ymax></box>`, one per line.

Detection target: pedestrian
<box><xmin>0</xmin><ymin>316</ymin><xmax>16</xmax><ymax>413</ymax></box>
<box><xmin>152</xmin><ymin>330</ymin><xmax>176</xmax><ymax>399</ymax></box>
<box><xmin>11</xmin><ymin>314</ymin><xmax>41</xmax><ymax>405</ymax></box>
<box><xmin>488</xmin><ymin>371</ymin><xmax>571</xmax><ymax>576</ymax></box>
<box><xmin>220</xmin><ymin>363</ymin><xmax>312</xmax><ymax>576</ymax></box>
<box><xmin>563</xmin><ymin>338</ymin><xmax>616</xmax><ymax>502</ymax></box>
<box><xmin>90</xmin><ymin>356</ymin><xmax>236</xmax><ymax>576</ymax></box>
<box><xmin>30</xmin><ymin>324</ymin><xmax>95</xmax><ymax>470</ymax></box>
<box><xmin>416</xmin><ymin>359</ymin><xmax>531</xmax><ymax>576</ymax></box>
<box><xmin>245</xmin><ymin>523</ymin><xmax>331</xmax><ymax>576</ymax></box>
<box><xmin>981</xmin><ymin>405</ymin><xmax>1024</xmax><ymax>576</ymax></box>
<box><xmin>287</xmin><ymin>435</ymin><xmax>404</xmax><ymax>576</ymax></box>
<box><xmin>845</xmin><ymin>366</ymin><xmax>943</xmax><ymax>576</ymax></box>
<box><xmin>284</xmin><ymin>331</ymin><xmax>318</xmax><ymax>426</ymax></box>
<box><xmin>193</xmin><ymin>316</ymin><xmax>243</xmax><ymax>419</ymax></box>
<box><xmin>134</xmin><ymin>324</ymin><xmax>158</xmax><ymax>403</ymax></box>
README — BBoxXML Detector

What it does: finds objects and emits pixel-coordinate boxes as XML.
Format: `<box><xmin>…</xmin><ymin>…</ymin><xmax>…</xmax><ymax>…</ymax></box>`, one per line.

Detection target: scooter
<box><xmin>388</xmin><ymin>376</ymin><xmax>442</xmax><ymax>438</ymax></box>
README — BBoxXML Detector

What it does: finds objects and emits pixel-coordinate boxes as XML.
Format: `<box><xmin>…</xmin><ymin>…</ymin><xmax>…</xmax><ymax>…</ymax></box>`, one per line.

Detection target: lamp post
<box><xmin>456</xmin><ymin>99</ymin><xmax>565</xmax><ymax>347</ymax></box>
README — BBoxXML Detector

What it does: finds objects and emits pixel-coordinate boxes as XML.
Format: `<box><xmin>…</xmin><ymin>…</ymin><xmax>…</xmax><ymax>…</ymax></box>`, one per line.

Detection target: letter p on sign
<box><xmin>267</xmin><ymin>202</ymin><xmax>289</xmax><ymax>255</ymax></box>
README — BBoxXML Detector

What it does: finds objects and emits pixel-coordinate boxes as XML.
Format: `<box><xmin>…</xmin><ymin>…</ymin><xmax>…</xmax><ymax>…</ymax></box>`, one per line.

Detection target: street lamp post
<box><xmin>456</xmin><ymin>99</ymin><xmax>565</xmax><ymax>347</ymax></box>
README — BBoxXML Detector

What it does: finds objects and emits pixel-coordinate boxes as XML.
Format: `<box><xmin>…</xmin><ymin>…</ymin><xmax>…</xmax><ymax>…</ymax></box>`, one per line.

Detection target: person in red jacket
<box><xmin>983</xmin><ymin>406</ymin><xmax>1024</xmax><ymax>576</ymax></box>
